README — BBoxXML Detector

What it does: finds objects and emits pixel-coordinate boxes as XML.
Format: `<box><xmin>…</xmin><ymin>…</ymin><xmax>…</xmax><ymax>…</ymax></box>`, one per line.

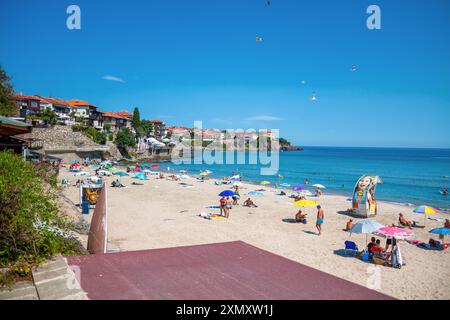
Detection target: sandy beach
<box><xmin>59</xmin><ymin>168</ymin><xmax>450</xmax><ymax>300</ymax></box>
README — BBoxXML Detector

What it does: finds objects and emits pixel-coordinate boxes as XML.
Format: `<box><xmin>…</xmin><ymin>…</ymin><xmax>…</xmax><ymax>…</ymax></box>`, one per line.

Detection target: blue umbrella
<box><xmin>134</xmin><ymin>172</ymin><xmax>148</xmax><ymax>180</ymax></box>
<box><xmin>219</xmin><ymin>190</ymin><xmax>235</xmax><ymax>197</ymax></box>
<box><xmin>113</xmin><ymin>171</ymin><xmax>129</xmax><ymax>176</ymax></box>
<box><xmin>293</xmin><ymin>186</ymin><xmax>304</xmax><ymax>191</ymax></box>
<box><xmin>429</xmin><ymin>228</ymin><xmax>450</xmax><ymax>235</ymax></box>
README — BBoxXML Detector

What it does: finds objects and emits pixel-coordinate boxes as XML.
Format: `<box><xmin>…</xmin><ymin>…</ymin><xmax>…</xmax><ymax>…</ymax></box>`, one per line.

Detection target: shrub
<box><xmin>115</xmin><ymin>127</ymin><xmax>136</xmax><ymax>148</ymax></box>
<box><xmin>0</xmin><ymin>151</ymin><xmax>84</xmax><ymax>285</ymax></box>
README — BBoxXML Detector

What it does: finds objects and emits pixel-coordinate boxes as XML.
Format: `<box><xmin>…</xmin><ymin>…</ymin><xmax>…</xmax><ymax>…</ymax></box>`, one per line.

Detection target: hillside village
<box><xmin>1</xmin><ymin>92</ymin><xmax>298</xmax><ymax>162</ymax></box>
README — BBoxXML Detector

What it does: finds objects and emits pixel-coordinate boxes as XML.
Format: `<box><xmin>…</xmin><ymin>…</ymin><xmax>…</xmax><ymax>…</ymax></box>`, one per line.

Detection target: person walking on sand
<box><xmin>316</xmin><ymin>205</ymin><xmax>324</xmax><ymax>235</ymax></box>
<box><xmin>219</xmin><ymin>196</ymin><xmax>227</xmax><ymax>216</ymax></box>
<box><xmin>225</xmin><ymin>196</ymin><xmax>233</xmax><ymax>218</ymax></box>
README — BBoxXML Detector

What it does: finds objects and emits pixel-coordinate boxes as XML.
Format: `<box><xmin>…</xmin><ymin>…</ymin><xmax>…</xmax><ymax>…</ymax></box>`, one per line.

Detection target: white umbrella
<box><xmin>349</xmin><ymin>220</ymin><xmax>384</xmax><ymax>245</ymax></box>
<box><xmin>312</xmin><ymin>184</ymin><xmax>326</xmax><ymax>189</ymax></box>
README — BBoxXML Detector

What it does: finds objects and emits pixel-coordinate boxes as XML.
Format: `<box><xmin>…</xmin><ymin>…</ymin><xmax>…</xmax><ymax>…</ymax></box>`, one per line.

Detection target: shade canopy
<box><xmin>374</xmin><ymin>226</ymin><xmax>414</xmax><ymax>239</ymax></box>
<box><xmin>219</xmin><ymin>190</ymin><xmax>235</xmax><ymax>197</ymax></box>
<box><xmin>429</xmin><ymin>228</ymin><xmax>450</xmax><ymax>235</ymax></box>
<box><xmin>350</xmin><ymin>220</ymin><xmax>384</xmax><ymax>234</ymax></box>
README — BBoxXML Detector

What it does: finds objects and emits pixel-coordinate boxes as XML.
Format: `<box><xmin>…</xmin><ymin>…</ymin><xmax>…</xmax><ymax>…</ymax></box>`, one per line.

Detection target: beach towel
<box><xmin>417</xmin><ymin>244</ymin><xmax>444</xmax><ymax>251</ymax></box>
<box><xmin>206</xmin><ymin>206</ymin><xmax>221</xmax><ymax>210</ymax></box>
<box><xmin>282</xmin><ymin>218</ymin><xmax>306</xmax><ymax>224</ymax></box>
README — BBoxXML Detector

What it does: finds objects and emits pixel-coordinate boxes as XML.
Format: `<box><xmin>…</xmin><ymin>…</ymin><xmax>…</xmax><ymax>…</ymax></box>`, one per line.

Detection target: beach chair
<box><xmin>344</xmin><ymin>241</ymin><xmax>358</xmax><ymax>257</ymax></box>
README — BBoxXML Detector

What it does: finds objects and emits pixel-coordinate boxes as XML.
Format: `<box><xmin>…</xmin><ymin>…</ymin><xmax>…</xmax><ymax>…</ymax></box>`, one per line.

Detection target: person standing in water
<box><xmin>316</xmin><ymin>205</ymin><xmax>324</xmax><ymax>235</ymax></box>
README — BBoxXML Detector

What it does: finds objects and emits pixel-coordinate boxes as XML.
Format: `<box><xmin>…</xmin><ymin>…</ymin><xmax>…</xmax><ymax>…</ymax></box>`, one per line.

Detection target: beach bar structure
<box><xmin>352</xmin><ymin>175</ymin><xmax>382</xmax><ymax>218</ymax></box>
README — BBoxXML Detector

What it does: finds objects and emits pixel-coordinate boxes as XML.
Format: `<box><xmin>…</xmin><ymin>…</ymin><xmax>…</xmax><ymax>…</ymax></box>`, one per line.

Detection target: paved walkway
<box><xmin>68</xmin><ymin>241</ymin><xmax>394</xmax><ymax>300</ymax></box>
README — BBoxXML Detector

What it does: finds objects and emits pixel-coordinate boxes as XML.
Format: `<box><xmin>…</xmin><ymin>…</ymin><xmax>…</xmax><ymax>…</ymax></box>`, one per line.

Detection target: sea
<box><xmin>150</xmin><ymin>147</ymin><xmax>450</xmax><ymax>211</ymax></box>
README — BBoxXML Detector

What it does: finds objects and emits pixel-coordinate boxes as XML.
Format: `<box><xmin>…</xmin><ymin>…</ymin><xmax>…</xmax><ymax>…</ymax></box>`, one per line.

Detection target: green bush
<box><xmin>115</xmin><ymin>127</ymin><xmax>136</xmax><ymax>148</ymax></box>
<box><xmin>0</xmin><ymin>151</ymin><xmax>84</xmax><ymax>284</ymax></box>
<box><xmin>108</xmin><ymin>133</ymin><xmax>114</xmax><ymax>141</ymax></box>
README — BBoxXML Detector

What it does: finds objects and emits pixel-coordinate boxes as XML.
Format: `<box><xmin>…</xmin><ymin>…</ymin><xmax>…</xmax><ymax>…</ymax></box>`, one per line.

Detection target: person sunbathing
<box><xmin>399</xmin><ymin>213</ymin><xmax>413</xmax><ymax>229</ymax></box>
<box><xmin>243</xmin><ymin>198</ymin><xmax>257</xmax><ymax>207</ymax></box>
<box><xmin>345</xmin><ymin>219</ymin><xmax>353</xmax><ymax>231</ymax></box>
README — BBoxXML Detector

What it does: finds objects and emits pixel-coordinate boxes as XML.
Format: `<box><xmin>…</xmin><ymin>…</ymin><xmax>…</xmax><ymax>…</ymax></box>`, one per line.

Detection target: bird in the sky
<box><xmin>351</xmin><ymin>64</ymin><xmax>357</xmax><ymax>72</ymax></box>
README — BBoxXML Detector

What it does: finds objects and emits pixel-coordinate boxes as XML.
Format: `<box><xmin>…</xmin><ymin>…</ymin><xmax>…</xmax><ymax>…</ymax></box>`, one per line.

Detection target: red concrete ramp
<box><xmin>67</xmin><ymin>241</ymin><xmax>393</xmax><ymax>300</ymax></box>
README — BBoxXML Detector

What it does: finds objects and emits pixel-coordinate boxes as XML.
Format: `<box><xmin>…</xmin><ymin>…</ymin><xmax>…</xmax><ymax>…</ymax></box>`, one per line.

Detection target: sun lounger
<box><xmin>282</xmin><ymin>218</ymin><xmax>306</xmax><ymax>224</ymax></box>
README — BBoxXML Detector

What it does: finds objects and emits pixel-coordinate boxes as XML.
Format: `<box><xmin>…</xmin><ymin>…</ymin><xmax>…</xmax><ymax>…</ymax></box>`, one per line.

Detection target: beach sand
<box><xmin>60</xmin><ymin>168</ymin><xmax>450</xmax><ymax>300</ymax></box>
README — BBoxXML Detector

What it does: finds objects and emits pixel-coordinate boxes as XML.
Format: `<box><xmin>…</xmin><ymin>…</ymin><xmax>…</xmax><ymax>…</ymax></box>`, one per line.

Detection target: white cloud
<box><xmin>102</xmin><ymin>75</ymin><xmax>125</xmax><ymax>83</ymax></box>
<box><xmin>245</xmin><ymin>115</ymin><xmax>283</xmax><ymax>121</ymax></box>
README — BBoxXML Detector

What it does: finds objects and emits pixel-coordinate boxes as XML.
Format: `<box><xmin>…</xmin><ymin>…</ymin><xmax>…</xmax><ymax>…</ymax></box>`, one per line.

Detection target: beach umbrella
<box><xmin>248</xmin><ymin>191</ymin><xmax>264</xmax><ymax>197</ymax></box>
<box><xmin>260</xmin><ymin>181</ymin><xmax>270</xmax><ymax>185</ymax></box>
<box><xmin>180</xmin><ymin>170</ymin><xmax>188</xmax><ymax>173</ymax></box>
<box><xmin>70</xmin><ymin>163</ymin><xmax>80</xmax><ymax>167</ymax></box>
<box><xmin>200</xmin><ymin>172</ymin><xmax>209</xmax><ymax>176</ymax></box>
<box><xmin>134</xmin><ymin>172</ymin><xmax>147</xmax><ymax>180</ymax></box>
<box><xmin>230</xmin><ymin>175</ymin><xmax>240</xmax><ymax>181</ymax></box>
<box><xmin>293</xmin><ymin>186</ymin><xmax>304</xmax><ymax>191</ymax></box>
<box><xmin>74</xmin><ymin>171</ymin><xmax>89</xmax><ymax>176</ymax></box>
<box><xmin>312</xmin><ymin>184</ymin><xmax>326</xmax><ymax>189</ymax></box>
<box><xmin>280</xmin><ymin>183</ymin><xmax>291</xmax><ymax>188</ymax></box>
<box><xmin>429</xmin><ymin>227</ymin><xmax>450</xmax><ymax>241</ymax></box>
<box><xmin>113</xmin><ymin>171</ymin><xmax>129</xmax><ymax>177</ymax></box>
<box><xmin>349</xmin><ymin>220</ymin><xmax>384</xmax><ymax>244</ymax></box>
<box><xmin>219</xmin><ymin>190</ymin><xmax>235</xmax><ymax>197</ymax></box>
<box><xmin>151</xmin><ymin>164</ymin><xmax>159</xmax><ymax>168</ymax></box>
<box><xmin>232</xmin><ymin>182</ymin><xmax>243</xmax><ymax>187</ymax></box>
<box><xmin>293</xmin><ymin>199</ymin><xmax>318</xmax><ymax>207</ymax></box>
<box><xmin>374</xmin><ymin>226</ymin><xmax>414</xmax><ymax>240</ymax></box>
<box><xmin>413</xmin><ymin>205</ymin><xmax>439</xmax><ymax>226</ymax></box>
<box><xmin>141</xmin><ymin>163</ymin><xmax>151</xmax><ymax>168</ymax></box>
<box><xmin>143</xmin><ymin>169</ymin><xmax>152</xmax><ymax>174</ymax></box>
<box><xmin>133</xmin><ymin>168</ymin><xmax>142</xmax><ymax>172</ymax></box>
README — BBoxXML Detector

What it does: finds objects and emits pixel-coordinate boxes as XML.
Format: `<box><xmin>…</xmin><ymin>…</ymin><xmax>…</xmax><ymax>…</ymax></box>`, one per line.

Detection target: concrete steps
<box><xmin>32</xmin><ymin>256</ymin><xmax>88</xmax><ymax>300</ymax></box>
<box><xmin>0</xmin><ymin>281</ymin><xmax>39</xmax><ymax>300</ymax></box>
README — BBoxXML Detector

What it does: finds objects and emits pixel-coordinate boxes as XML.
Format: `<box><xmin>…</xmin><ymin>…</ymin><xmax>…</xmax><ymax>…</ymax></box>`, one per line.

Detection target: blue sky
<box><xmin>1</xmin><ymin>0</ymin><xmax>449</xmax><ymax>148</ymax></box>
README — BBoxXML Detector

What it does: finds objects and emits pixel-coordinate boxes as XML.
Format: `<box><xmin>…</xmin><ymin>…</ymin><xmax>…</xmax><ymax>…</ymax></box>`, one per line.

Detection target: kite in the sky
<box><xmin>310</xmin><ymin>91</ymin><xmax>317</xmax><ymax>101</ymax></box>
<box><xmin>267</xmin><ymin>0</ymin><xmax>271</xmax><ymax>5</ymax></box>
<box><xmin>351</xmin><ymin>64</ymin><xmax>357</xmax><ymax>72</ymax></box>
<box><xmin>256</xmin><ymin>36</ymin><xmax>263</xmax><ymax>42</ymax></box>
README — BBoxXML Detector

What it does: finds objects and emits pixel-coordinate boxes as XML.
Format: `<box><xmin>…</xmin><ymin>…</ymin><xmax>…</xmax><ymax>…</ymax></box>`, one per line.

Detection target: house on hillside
<box><xmin>69</xmin><ymin>99</ymin><xmax>97</xmax><ymax>125</ymax></box>
<box><xmin>97</xmin><ymin>111</ymin><xmax>133</xmax><ymax>132</ymax></box>
<box><xmin>13</xmin><ymin>94</ymin><xmax>42</xmax><ymax>118</ymax></box>
<box><xmin>150</xmin><ymin>120</ymin><xmax>166</xmax><ymax>138</ymax></box>
<box><xmin>42</xmin><ymin>97</ymin><xmax>73</xmax><ymax>125</ymax></box>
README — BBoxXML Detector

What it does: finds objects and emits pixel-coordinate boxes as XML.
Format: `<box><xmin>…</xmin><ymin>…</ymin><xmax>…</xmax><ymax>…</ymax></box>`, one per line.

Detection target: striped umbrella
<box><xmin>413</xmin><ymin>205</ymin><xmax>439</xmax><ymax>226</ymax></box>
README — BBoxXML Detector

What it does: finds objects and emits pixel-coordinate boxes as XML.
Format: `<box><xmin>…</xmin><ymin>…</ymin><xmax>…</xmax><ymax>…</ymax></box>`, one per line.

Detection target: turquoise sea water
<box><xmin>153</xmin><ymin>147</ymin><xmax>450</xmax><ymax>210</ymax></box>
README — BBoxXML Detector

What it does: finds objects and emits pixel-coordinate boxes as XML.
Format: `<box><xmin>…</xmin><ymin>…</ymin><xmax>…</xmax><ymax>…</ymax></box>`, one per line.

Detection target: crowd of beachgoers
<box><xmin>57</xmin><ymin>159</ymin><xmax>450</xmax><ymax>299</ymax></box>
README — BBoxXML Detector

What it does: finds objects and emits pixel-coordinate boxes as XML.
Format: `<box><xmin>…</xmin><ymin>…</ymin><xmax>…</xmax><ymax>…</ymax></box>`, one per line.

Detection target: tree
<box><xmin>132</xmin><ymin>107</ymin><xmax>140</xmax><ymax>130</ymax></box>
<box><xmin>140</xmin><ymin>120</ymin><xmax>153</xmax><ymax>136</ymax></box>
<box><xmin>39</xmin><ymin>107</ymin><xmax>58</xmax><ymax>125</ymax></box>
<box><xmin>104</xmin><ymin>123</ymin><xmax>111</xmax><ymax>132</ymax></box>
<box><xmin>115</xmin><ymin>127</ymin><xmax>136</xmax><ymax>148</ymax></box>
<box><xmin>0</xmin><ymin>66</ymin><xmax>17</xmax><ymax>116</ymax></box>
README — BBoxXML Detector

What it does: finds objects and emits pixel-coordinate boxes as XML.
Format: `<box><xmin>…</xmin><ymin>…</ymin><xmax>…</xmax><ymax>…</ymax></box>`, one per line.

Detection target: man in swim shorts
<box><xmin>316</xmin><ymin>205</ymin><xmax>324</xmax><ymax>235</ymax></box>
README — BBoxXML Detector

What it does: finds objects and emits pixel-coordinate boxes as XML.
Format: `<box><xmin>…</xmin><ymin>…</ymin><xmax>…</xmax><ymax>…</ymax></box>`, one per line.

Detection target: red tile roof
<box><xmin>69</xmin><ymin>100</ymin><xmax>97</xmax><ymax>108</ymax></box>
<box><xmin>99</xmin><ymin>111</ymin><xmax>131</xmax><ymax>120</ymax></box>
